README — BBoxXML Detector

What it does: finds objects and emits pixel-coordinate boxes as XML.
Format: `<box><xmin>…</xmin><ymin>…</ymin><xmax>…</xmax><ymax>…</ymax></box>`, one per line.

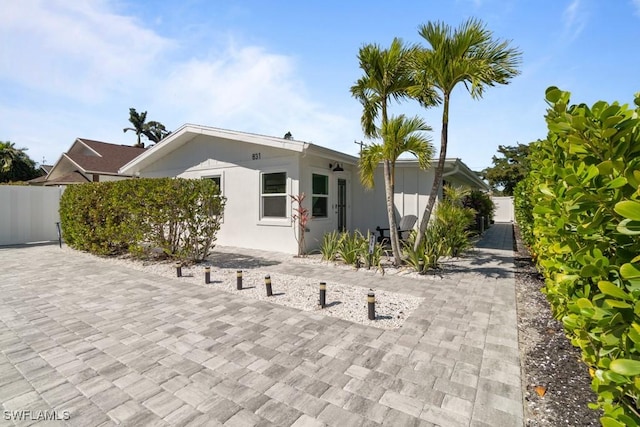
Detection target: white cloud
<box><xmin>633</xmin><ymin>0</ymin><xmax>640</xmax><ymax>16</ymax></box>
<box><xmin>562</xmin><ymin>0</ymin><xmax>587</xmax><ymax>42</ymax></box>
<box><xmin>156</xmin><ymin>43</ymin><xmax>356</xmax><ymax>152</ymax></box>
<box><xmin>0</xmin><ymin>1</ymin><xmax>359</xmax><ymax>164</ymax></box>
<box><xmin>0</xmin><ymin>0</ymin><xmax>172</xmax><ymax>102</ymax></box>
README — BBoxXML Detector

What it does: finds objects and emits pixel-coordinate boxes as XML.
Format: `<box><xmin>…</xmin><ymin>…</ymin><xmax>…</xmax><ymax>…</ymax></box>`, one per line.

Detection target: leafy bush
<box><xmin>60</xmin><ymin>178</ymin><xmax>225</xmax><ymax>261</ymax></box>
<box><xmin>336</xmin><ymin>231</ymin><xmax>366</xmax><ymax>266</ymax></box>
<box><xmin>515</xmin><ymin>87</ymin><xmax>640</xmax><ymax>426</ymax></box>
<box><xmin>463</xmin><ymin>190</ymin><xmax>495</xmax><ymax>231</ymax></box>
<box><xmin>403</xmin><ymin>225</ymin><xmax>446</xmax><ymax>271</ymax></box>
<box><xmin>319</xmin><ymin>230</ymin><xmax>341</xmax><ymax>261</ymax></box>
<box><xmin>320</xmin><ymin>230</ymin><xmax>385</xmax><ymax>272</ymax></box>
<box><xmin>438</xmin><ymin>186</ymin><xmax>476</xmax><ymax>257</ymax></box>
<box><xmin>403</xmin><ymin>187</ymin><xmax>475</xmax><ymax>271</ymax></box>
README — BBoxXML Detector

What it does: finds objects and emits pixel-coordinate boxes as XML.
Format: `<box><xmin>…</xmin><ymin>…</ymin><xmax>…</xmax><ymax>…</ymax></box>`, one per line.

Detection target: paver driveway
<box><xmin>0</xmin><ymin>223</ymin><xmax>522</xmax><ymax>426</ymax></box>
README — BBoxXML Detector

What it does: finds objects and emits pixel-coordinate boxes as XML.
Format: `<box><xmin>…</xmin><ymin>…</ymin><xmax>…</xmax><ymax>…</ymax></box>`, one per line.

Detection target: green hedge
<box><xmin>515</xmin><ymin>87</ymin><xmax>640</xmax><ymax>426</ymax></box>
<box><xmin>60</xmin><ymin>178</ymin><xmax>225</xmax><ymax>261</ymax></box>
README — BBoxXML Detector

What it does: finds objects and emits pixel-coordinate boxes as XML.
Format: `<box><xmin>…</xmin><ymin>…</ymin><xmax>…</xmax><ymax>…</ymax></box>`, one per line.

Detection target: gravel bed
<box><xmin>514</xmin><ymin>224</ymin><xmax>601</xmax><ymax>426</ymax></box>
<box><xmin>64</xmin><ymin>247</ymin><xmax>423</xmax><ymax>330</ymax></box>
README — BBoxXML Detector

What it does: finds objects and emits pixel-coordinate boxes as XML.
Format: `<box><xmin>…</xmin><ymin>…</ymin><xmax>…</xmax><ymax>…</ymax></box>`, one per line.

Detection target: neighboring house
<box><xmin>34</xmin><ymin>138</ymin><xmax>146</xmax><ymax>186</ymax></box>
<box><xmin>26</xmin><ymin>164</ymin><xmax>53</xmax><ymax>185</ymax></box>
<box><xmin>120</xmin><ymin>124</ymin><xmax>489</xmax><ymax>254</ymax></box>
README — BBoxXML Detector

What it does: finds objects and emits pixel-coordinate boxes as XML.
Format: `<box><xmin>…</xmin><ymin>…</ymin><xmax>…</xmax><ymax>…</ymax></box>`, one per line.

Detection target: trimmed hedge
<box><xmin>515</xmin><ymin>87</ymin><xmax>640</xmax><ymax>426</ymax></box>
<box><xmin>60</xmin><ymin>178</ymin><xmax>225</xmax><ymax>261</ymax></box>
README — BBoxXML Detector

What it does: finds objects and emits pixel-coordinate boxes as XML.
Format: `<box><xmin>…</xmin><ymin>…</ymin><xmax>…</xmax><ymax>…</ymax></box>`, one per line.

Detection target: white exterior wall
<box><xmin>298</xmin><ymin>156</ymin><xmax>355</xmax><ymax>251</ymax></box>
<box><xmin>493</xmin><ymin>196</ymin><xmax>515</xmax><ymax>222</ymax></box>
<box><xmin>0</xmin><ymin>186</ymin><xmax>63</xmax><ymax>245</ymax></box>
<box><xmin>351</xmin><ymin>164</ymin><xmax>437</xmax><ymax>235</ymax></box>
<box><xmin>137</xmin><ymin>134</ymin><xmax>303</xmax><ymax>254</ymax></box>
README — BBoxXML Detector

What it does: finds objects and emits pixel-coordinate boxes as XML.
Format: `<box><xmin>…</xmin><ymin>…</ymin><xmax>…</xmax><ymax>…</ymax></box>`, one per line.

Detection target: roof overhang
<box><xmin>120</xmin><ymin>124</ymin><xmax>315</xmax><ymax>175</ymax></box>
<box><xmin>395</xmin><ymin>158</ymin><xmax>490</xmax><ymax>191</ymax></box>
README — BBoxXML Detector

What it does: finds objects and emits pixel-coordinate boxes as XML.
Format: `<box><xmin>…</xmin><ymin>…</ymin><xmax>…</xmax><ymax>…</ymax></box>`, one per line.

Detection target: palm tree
<box><xmin>143</xmin><ymin>121</ymin><xmax>171</xmax><ymax>143</ymax></box>
<box><xmin>411</xmin><ymin>18</ymin><xmax>522</xmax><ymax>251</ymax></box>
<box><xmin>123</xmin><ymin>108</ymin><xmax>148</xmax><ymax>148</ymax></box>
<box><xmin>0</xmin><ymin>141</ymin><xmax>39</xmax><ymax>182</ymax></box>
<box><xmin>360</xmin><ymin>115</ymin><xmax>433</xmax><ymax>265</ymax></box>
<box><xmin>0</xmin><ymin>141</ymin><xmax>20</xmax><ymax>173</ymax></box>
<box><xmin>351</xmin><ymin>38</ymin><xmax>427</xmax><ymax>265</ymax></box>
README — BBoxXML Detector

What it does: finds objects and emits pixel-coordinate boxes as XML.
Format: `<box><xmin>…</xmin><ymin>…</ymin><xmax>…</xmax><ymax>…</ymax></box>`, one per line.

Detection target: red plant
<box><xmin>290</xmin><ymin>193</ymin><xmax>309</xmax><ymax>257</ymax></box>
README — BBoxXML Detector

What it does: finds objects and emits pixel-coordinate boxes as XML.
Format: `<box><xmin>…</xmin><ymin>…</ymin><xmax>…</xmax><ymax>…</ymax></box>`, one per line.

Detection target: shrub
<box><xmin>463</xmin><ymin>190</ymin><xmax>495</xmax><ymax>231</ymax></box>
<box><xmin>60</xmin><ymin>178</ymin><xmax>225</xmax><ymax>261</ymax></box>
<box><xmin>319</xmin><ymin>230</ymin><xmax>341</xmax><ymax>261</ymax></box>
<box><xmin>516</xmin><ymin>87</ymin><xmax>640</xmax><ymax>426</ymax></box>
<box><xmin>336</xmin><ymin>231</ymin><xmax>366</xmax><ymax>266</ymax></box>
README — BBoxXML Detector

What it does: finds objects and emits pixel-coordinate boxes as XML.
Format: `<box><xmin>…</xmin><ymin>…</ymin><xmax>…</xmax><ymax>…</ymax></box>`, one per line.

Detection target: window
<box><xmin>206</xmin><ymin>176</ymin><xmax>222</xmax><ymax>195</ymax></box>
<box><xmin>261</xmin><ymin>172</ymin><xmax>287</xmax><ymax>218</ymax></box>
<box><xmin>312</xmin><ymin>173</ymin><xmax>328</xmax><ymax>218</ymax></box>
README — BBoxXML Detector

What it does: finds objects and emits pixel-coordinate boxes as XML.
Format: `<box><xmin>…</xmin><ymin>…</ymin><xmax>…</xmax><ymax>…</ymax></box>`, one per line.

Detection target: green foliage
<box><xmin>403</xmin><ymin>187</ymin><xmax>475</xmax><ymax>271</ymax></box>
<box><xmin>320</xmin><ymin>230</ymin><xmax>385</xmax><ymax>272</ymax></box>
<box><xmin>463</xmin><ymin>190</ymin><xmax>495</xmax><ymax>231</ymax></box>
<box><xmin>60</xmin><ymin>178</ymin><xmax>225</xmax><ymax>261</ymax></box>
<box><xmin>403</xmin><ymin>225</ymin><xmax>447</xmax><ymax>271</ymax></box>
<box><xmin>123</xmin><ymin>108</ymin><xmax>170</xmax><ymax>148</ymax></box>
<box><xmin>319</xmin><ymin>230</ymin><xmax>341</xmax><ymax>261</ymax></box>
<box><xmin>481</xmin><ymin>144</ymin><xmax>531</xmax><ymax>195</ymax></box>
<box><xmin>0</xmin><ymin>141</ymin><xmax>42</xmax><ymax>183</ymax></box>
<box><xmin>336</xmin><ymin>231</ymin><xmax>367</xmax><ymax>266</ymax></box>
<box><xmin>515</xmin><ymin>87</ymin><xmax>640</xmax><ymax>425</ymax></box>
<box><xmin>438</xmin><ymin>186</ymin><xmax>476</xmax><ymax>257</ymax></box>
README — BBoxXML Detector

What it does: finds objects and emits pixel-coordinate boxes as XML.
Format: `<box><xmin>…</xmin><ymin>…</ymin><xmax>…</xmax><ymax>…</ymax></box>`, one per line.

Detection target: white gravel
<box><xmin>64</xmin><ymin>247</ymin><xmax>424</xmax><ymax>330</ymax></box>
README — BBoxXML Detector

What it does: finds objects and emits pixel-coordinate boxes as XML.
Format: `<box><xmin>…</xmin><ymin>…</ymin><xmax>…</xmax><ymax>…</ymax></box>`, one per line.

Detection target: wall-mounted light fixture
<box><xmin>329</xmin><ymin>163</ymin><xmax>344</xmax><ymax>172</ymax></box>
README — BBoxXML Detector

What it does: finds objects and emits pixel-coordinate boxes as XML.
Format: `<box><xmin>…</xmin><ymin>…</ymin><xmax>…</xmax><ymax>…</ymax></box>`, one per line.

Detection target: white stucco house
<box><xmin>119</xmin><ymin>124</ymin><xmax>489</xmax><ymax>254</ymax></box>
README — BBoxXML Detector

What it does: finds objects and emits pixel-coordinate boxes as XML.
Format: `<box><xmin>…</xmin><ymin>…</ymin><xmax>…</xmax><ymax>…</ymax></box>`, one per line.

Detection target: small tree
<box><xmin>124</xmin><ymin>108</ymin><xmax>170</xmax><ymax>148</ymax></box>
<box><xmin>0</xmin><ymin>141</ymin><xmax>41</xmax><ymax>183</ymax></box>
<box><xmin>481</xmin><ymin>144</ymin><xmax>530</xmax><ymax>195</ymax></box>
<box><xmin>290</xmin><ymin>193</ymin><xmax>309</xmax><ymax>257</ymax></box>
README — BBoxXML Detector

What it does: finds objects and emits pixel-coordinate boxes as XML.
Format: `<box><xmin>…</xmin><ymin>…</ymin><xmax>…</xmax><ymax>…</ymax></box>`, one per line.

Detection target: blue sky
<box><xmin>2</xmin><ymin>0</ymin><xmax>639</xmax><ymax>171</ymax></box>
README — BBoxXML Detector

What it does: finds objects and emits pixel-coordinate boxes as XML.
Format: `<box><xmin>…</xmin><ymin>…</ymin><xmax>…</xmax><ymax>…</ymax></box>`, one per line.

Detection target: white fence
<box><xmin>492</xmin><ymin>196</ymin><xmax>514</xmax><ymax>223</ymax></box>
<box><xmin>0</xmin><ymin>186</ymin><xmax>63</xmax><ymax>245</ymax></box>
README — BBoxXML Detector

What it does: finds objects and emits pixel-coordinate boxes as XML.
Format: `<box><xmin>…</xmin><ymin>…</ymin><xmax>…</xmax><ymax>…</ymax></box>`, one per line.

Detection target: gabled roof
<box><xmin>40</xmin><ymin>138</ymin><xmax>146</xmax><ymax>185</ymax></box>
<box><xmin>120</xmin><ymin>124</ymin><xmax>356</xmax><ymax>175</ymax></box>
<box><xmin>67</xmin><ymin>139</ymin><xmax>146</xmax><ymax>174</ymax></box>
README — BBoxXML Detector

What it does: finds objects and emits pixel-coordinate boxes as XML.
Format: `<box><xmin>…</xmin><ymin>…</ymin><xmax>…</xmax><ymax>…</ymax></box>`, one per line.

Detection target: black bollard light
<box><xmin>237</xmin><ymin>270</ymin><xmax>243</xmax><ymax>290</ymax></box>
<box><xmin>367</xmin><ymin>291</ymin><xmax>375</xmax><ymax>320</ymax></box>
<box><xmin>204</xmin><ymin>266</ymin><xmax>211</xmax><ymax>284</ymax></box>
<box><xmin>265</xmin><ymin>275</ymin><xmax>273</xmax><ymax>297</ymax></box>
<box><xmin>175</xmin><ymin>263</ymin><xmax>182</xmax><ymax>278</ymax></box>
<box><xmin>319</xmin><ymin>282</ymin><xmax>326</xmax><ymax>308</ymax></box>
<box><xmin>418</xmin><ymin>259</ymin><xmax>425</xmax><ymax>275</ymax></box>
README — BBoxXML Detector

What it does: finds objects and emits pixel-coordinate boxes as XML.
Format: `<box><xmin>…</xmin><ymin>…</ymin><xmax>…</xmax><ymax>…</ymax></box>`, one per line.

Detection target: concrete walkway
<box><xmin>0</xmin><ymin>223</ymin><xmax>521</xmax><ymax>426</ymax></box>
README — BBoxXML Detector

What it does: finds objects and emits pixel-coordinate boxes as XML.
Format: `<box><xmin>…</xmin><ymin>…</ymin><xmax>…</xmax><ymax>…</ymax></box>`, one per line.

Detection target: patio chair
<box><xmin>375</xmin><ymin>214</ymin><xmax>417</xmax><ymax>245</ymax></box>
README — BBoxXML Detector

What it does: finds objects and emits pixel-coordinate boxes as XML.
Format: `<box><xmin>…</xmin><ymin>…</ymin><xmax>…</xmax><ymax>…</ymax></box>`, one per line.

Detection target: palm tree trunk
<box><xmin>383</xmin><ymin>159</ymin><xmax>402</xmax><ymax>265</ymax></box>
<box><xmin>414</xmin><ymin>92</ymin><xmax>450</xmax><ymax>251</ymax></box>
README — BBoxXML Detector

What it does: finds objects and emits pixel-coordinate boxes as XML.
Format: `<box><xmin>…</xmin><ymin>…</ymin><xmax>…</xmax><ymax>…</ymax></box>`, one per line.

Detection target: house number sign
<box><xmin>251</xmin><ymin>153</ymin><xmax>261</xmax><ymax>160</ymax></box>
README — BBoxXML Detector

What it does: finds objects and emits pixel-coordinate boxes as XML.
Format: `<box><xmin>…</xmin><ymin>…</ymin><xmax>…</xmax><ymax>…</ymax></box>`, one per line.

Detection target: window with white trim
<box><xmin>312</xmin><ymin>173</ymin><xmax>328</xmax><ymax>218</ymax></box>
<box><xmin>261</xmin><ymin>172</ymin><xmax>287</xmax><ymax>218</ymax></box>
<box><xmin>205</xmin><ymin>176</ymin><xmax>222</xmax><ymax>195</ymax></box>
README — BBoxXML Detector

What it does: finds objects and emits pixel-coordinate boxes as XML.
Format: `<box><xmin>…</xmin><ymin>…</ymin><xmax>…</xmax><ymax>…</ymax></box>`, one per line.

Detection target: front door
<box><xmin>337</xmin><ymin>178</ymin><xmax>346</xmax><ymax>232</ymax></box>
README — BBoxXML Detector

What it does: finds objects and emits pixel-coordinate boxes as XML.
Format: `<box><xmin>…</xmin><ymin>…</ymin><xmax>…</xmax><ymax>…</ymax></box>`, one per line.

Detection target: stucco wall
<box><xmin>350</xmin><ymin>164</ymin><xmax>437</xmax><ymax>236</ymax></box>
<box><xmin>137</xmin><ymin>134</ymin><xmax>304</xmax><ymax>254</ymax></box>
<box><xmin>0</xmin><ymin>185</ymin><xmax>63</xmax><ymax>245</ymax></box>
<box><xmin>492</xmin><ymin>196</ymin><xmax>515</xmax><ymax>222</ymax></box>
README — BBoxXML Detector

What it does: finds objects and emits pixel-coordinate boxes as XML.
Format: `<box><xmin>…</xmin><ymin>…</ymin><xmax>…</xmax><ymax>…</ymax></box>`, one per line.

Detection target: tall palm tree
<box><xmin>143</xmin><ymin>121</ymin><xmax>171</xmax><ymax>143</ymax></box>
<box><xmin>123</xmin><ymin>108</ymin><xmax>148</xmax><ymax>148</ymax></box>
<box><xmin>0</xmin><ymin>141</ymin><xmax>20</xmax><ymax>172</ymax></box>
<box><xmin>351</xmin><ymin>38</ymin><xmax>426</xmax><ymax>265</ymax></box>
<box><xmin>0</xmin><ymin>141</ymin><xmax>39</xmax><ymax>182</ymax></box>
<box><xmin>360</xmin><ymin>115</ymin><xmax>433</xmax><ymax>265</ymax></box>
<box><xmin>411</xmin><ymin>18</ymin><xmax>522</xmax><ymax>251</ymax></box>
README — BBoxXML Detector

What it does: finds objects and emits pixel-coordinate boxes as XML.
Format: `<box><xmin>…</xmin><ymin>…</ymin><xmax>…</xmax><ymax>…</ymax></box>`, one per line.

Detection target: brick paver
<box><xmin>0</xmin><ymin>223</ymin><xmax>522</xmax><ymax>426</ymax></box>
